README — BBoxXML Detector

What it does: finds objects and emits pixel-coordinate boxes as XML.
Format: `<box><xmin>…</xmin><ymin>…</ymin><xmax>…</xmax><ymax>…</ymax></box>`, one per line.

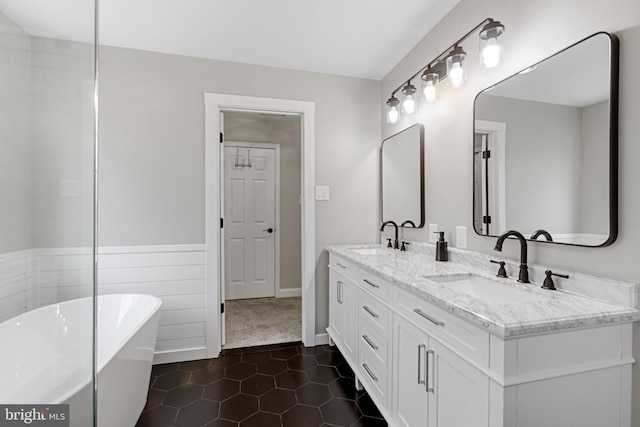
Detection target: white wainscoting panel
<box><xmin>1</xmin><ymin>245</ymin><xmax>208</xmax><ymax>364</ymax></box>
<box><xmin>97</xmin><ymin>245</ymin><xmax>207</xmax><ymax>364</ymax></box>
<box><xmin>0</xmin><ymin>250</ymin><xmax>33</xmax><ymax>323</ymax></box>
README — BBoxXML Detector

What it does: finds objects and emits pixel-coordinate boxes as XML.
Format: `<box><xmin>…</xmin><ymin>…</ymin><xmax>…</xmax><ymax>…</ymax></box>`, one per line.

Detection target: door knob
<box><xmin>263</xmin><ymin>228</ymin><xmax>274</xmax><ymax>233</ymax></box>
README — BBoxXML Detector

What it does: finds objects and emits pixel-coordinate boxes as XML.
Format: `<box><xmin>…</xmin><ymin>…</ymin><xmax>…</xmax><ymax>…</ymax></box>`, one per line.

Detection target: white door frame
<box><xmin>205</xmin><ymin>93</ymin><xmax>316</xmax><ymax>357</ymax></box>
<box><xmin>475</xmin><ymin>120</ymin><xmax>507</xmax><ymax>233</ymax></box>
<box><xmin>223</xmin><ymin>141</ymin><xmax>281</xmax><ymax>300</ymax></box>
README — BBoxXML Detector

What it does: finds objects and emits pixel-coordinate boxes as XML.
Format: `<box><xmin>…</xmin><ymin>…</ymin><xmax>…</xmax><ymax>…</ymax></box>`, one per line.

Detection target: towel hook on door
<box><xmin>234</xmin><ymin>147</ymin><xmax>252</xmax><ymax>168</ymax></box>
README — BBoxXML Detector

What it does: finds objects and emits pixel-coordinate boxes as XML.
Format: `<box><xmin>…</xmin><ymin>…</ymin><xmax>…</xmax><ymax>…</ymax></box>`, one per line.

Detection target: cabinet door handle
<box><xmin>362</xmin><ymin>335</ymin><xmax>378</xmax><ymax>350</ymax></box>
<box><xmin>417</xmin><ymin>344</ymin><xmax>426</xmax><ymax>385</ymax></box>
<box><xmin>426</xmin><ymin>349</ymin><xmax>435</xmax><ymax>393</ymax></box>
<box><xmin>362</xmin><ymin>278</ymin><xmax>380</xmax><ymax>288</ymax></box>
<box><xmin>362</xmin><ymin>363</ymin><xmax>378</xmax><ymax>382</ymax></box>
<box><xmin>336</xmin><ymin>262</ymin><xmax>347</xmax><ymax>269</ymax></box>
<box><xmin>413</xmin><ymin>308</ymin><xmax>445</xmax><ymax>327</ymax></box>
<box><xmin>337</xmin><ymin>281</ymin><xmax>343</xmax><ymax>304</ymax></box>
<box><xmin>363</xmin><ymin>305</ymin><xmax>379</xmax><ymax>318</ymax></box>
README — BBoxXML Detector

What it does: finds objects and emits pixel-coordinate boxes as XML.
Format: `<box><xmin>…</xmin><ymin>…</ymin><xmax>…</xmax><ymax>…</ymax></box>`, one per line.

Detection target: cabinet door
<box><xmin>328</xmin><ymin>269</ymin><xmax>345</xmax><ymax>345</ymax></box>
<box><xmin>428</xmin><ymin>338</ymin><xmax>489</xmax><ymax>427</ymax></box>
<box><xmin>392</xmin><ymin>314</ymin><xmax>429</xmax><ymax>427</ymax></box>
<box><xmin>342</xmin><ymin>279</ymin><xmax>358</xmax><ymax>360</ymax></box>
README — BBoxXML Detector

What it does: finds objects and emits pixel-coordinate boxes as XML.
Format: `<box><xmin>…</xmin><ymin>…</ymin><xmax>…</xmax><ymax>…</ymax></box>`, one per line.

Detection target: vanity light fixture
<box><xmin>401</xmin><ymin>81</ymin><xmax>417</xmax><ymax>114</ymax></box>
<box><xmin>421</xmin><ymin>62</ymin><xmax>444</xmax><ymax>102</ymax></box>
<box><xmin>384</xmin><ymin>18</ymin><xmax>505</xmax><ymax>123</ymax></box>
<box><xmin>479</xmin><ymin>19</ymin><xmax>505</xmax><ymax>69</ymax></box>
<box><xmin>446</xmin><ymin>45</ymin><xmax>467</xmax><ymax>88</ymax></box>
<box><xmin>386</xmin><ymin>95</ymin><xmax>401</xmax><ymax>124</ymax></box>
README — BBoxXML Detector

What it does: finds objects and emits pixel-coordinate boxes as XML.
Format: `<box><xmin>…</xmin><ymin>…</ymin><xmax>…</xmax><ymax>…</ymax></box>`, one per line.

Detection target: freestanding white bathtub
<box><xmin>0</xmin><ymin>294</ymin><xmax>162</xmax><ymax>427</ymax></box>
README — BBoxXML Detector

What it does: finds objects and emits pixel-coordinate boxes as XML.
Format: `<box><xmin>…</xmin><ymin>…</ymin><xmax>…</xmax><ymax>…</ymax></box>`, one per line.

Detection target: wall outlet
<box><xmin>315</xmin><ymin>185</ymin><xmax>330</xmax><ymax>201</ymax></box>
<box><xmin>429</xmin><ymin>224</ymin><xmax>438</xmax><ymax>243</ymax></box>
<box><xmin>456</xmin><ymin>226</ymin><xmax>467</xmax><ymax>249</ymax></box>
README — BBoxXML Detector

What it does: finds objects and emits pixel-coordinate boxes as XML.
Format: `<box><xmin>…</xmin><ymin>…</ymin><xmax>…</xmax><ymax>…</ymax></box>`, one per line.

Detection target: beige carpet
<box><xmin>223</xmin><ymin>297</ymin><xmax>302</xmax><ymax>349</ymax></box>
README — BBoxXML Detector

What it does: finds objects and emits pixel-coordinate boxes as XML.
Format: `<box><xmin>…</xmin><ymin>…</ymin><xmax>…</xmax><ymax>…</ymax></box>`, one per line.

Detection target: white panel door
<box><xmin>428</xmin><ymin>338</ymin><xmax>489</xmax><ymax>427</ymax></box>
<box><xmin>392</xmin><ymin>314</ymin><xmax>429</xmax><ymax>427</ymax></box>
<box><xmin>224</xmin><ymin>145</ymin><xmax>276</xmax><ymax>300</ymax></box>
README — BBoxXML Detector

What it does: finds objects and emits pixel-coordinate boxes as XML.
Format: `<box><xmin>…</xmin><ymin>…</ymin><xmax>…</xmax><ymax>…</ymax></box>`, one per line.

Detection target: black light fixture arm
<box><xmin>388</xmin><ymin>18</ymin><xmax>497</xmax><ymax>97</ymax></box>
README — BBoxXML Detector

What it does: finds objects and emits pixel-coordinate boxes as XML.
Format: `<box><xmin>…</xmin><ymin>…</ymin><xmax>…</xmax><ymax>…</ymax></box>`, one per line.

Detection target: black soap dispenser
<box><xmin>435</xmin><ymin>232</ymin><xmax>448</xmax><ymax>262</ymax></box>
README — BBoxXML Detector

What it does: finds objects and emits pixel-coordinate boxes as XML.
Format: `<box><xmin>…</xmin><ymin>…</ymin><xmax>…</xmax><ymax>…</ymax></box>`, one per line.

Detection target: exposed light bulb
<box><xmin>388</xmin><ymin>106</ymin><xmax>399</xmax><ymax>124</ymax></box>
<box><xmin>482</xmin><ymin>37</ymin><xmax>501</xmax><ymax>69</ymax></box>
<box><xmin>423</xmin><ymin>81</ymin><xmax>437</xmax><ymax>102</ymax></box>
<box><xmin>402</xmin><ymin>94</ymin><xmax>416</xmax><ymax>114</ymax></box>
<box><xmin>449</xmin><ymin>62</ymin><xmax>464</xmax><ymax>88</ymax></box>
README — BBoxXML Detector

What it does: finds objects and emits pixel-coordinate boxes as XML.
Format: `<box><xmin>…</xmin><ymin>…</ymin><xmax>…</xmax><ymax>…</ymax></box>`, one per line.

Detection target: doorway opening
<box><xmin>221</xmin><ymin>112</ymin><xmax>302</xmax><ymax>349</ymax></box>
<box><xmin>473</xmin><ymin>120</ymin><xmax>506</xmax><ymax>236</ymax></box>
<box><xmin>204</xmin><ymin>93</ymin><xmax>316</xmax><ymax>358</ymax></box>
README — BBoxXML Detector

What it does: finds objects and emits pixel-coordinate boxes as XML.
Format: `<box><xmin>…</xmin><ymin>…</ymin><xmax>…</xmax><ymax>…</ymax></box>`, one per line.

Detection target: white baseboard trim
<box><xmin>276</xmin><ymin>288</ymin><xmax>302</xmax><ymax>298</ymax></box>
<box><xmin>153</xmin><ymin>347</ymin><xmax>207</xmax><ymax>365</ymax></box>
<box><xmin>315</xmin><ymin>333</ymin><xmax>330</xmax><ymax>346</ymax></box>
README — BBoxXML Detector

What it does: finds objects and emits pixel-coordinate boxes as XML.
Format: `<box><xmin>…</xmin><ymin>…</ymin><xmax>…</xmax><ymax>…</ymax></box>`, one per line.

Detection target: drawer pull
<box><xmin>413</xmin><ymin>309</ymin><xmax>445</xmax><ymax>327</ymax></box>
<box><xmin>363</xmin><ymin>278</ymin><xmax>380</xmax><ymax>289</ymax></box>
<box><xmin>426</xmin><ymin>349</ymin><xmax>435</xmax><ymax>393</ymax></box>
<box><xmin>362</xmin><ymin>363</ymin><xmax>378</xmax><ymax>382</ymax></box>
<box><xmin>336</xmin><ymin>262</ymin><xmax>347</xmax><ymax>269</ymax></box>
<box><xmin>362</xmin><ymin>335</ymin><xmax>378</xmax><ymax>350</ymax></box>
<box><xmin>417</xmin><ymin>344</ymin><xmax>426</xmax><ymax>385</ymax></box>
<box><xmin>363</xmin><ymin>305</ymin><xmax>379</xmax><ymax>318</ymax></box>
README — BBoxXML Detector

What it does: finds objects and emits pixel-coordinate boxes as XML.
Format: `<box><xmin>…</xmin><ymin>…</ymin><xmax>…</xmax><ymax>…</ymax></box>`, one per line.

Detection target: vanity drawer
<box><xmin>394</xmin><ymin>289</ymin><xmax>489</xmax><ymax>367</ymax></box>
<box><xmin>359</xmin><ymin>269</ymin><xmax>390</xmax><ymax>302</ymax></box>
<box><xmin>359</xmin><ymin>342</ymin><xmax>388</xmax><ymax>408</ymax></box>
<box><xmin>359</xmin><ymin>317</ymin><xmax>388</xmax><ymax>364</ymax></box>
<box><xmin>359</xmin><ymin>290</ymin><xmax>389</xmax><ymax>334</ymax></box>
<box><xmin>329</xmin><ymin>254</ymin><xmax>358</xmax><ymax>282</ymax></box>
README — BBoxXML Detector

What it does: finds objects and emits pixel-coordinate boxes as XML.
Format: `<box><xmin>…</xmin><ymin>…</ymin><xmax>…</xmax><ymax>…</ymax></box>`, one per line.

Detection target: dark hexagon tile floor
<box><xmin>136</xmin><ymin>342</ymin><xmax>387</xmax><ymax>427</ymax></box>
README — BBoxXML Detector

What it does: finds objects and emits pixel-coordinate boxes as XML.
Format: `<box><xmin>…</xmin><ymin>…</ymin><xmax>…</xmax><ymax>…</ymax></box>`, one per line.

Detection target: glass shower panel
<box><xmin>0</xmin><ymin>3</ymin><xmax>96</xmax><ymax>426</ymax></box>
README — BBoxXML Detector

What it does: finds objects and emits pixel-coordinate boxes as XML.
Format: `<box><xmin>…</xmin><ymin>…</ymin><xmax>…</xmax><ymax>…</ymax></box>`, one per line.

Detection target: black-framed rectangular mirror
<box><xmin>473</xmin><ymin>32</ymin><xmax>618</xmax><ymax>247</ymax></box>
<box><xmin>381</xmin><ymin>124</ymin><xmax>425</xmax><ymax>228</ymax></box>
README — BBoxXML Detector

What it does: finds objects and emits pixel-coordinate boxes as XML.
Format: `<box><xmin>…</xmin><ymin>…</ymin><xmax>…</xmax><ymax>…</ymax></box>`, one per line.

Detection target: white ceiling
<box><xmin>0</xmin><ymin>0</ymin><xmax>460</xmax><ymax>80</ymax></box>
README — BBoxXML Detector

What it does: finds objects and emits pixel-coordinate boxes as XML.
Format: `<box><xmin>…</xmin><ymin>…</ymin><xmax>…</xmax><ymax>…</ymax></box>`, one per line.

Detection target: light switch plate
<box><xmin>315</xmin><ymin>185</ymin><xmax>330</xmax><ymax>201</ymax></box>
<box><xmin>456</xmin><ymin>226</ymin><xmax>467</xmax><ymax>249</ymax></box>
<box><xmin>429</xmin><ymin>224</ymin><xmax>438</xmax><ymax>243</ymax></box>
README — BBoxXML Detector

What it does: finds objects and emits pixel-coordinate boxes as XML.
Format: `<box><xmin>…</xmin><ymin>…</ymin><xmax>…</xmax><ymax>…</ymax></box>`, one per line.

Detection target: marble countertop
<box><xmin>326</xmin><ymin>244</ymin><xmax>640</xmax><ymax>338</ymax></box>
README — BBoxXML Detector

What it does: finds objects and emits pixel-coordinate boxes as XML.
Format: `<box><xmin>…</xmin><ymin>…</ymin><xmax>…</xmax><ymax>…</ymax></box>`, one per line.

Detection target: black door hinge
<box><xmin>483</xmin><ymin>215</ymin><xmax>492</xmax><ymax>224</ymax></box>
<box><xmin>220</xmin><ymin>132</ymin><xmax>224</xmax><ymax>143</ymax></box>
<box><xmin>221</xmin><ymin>303</ymin><xmax>225</xmax><ymax>314</ymax></box>
<box><xmin>482</xmin><ymin>150</ymin><xmax>491</xmax><ymax>159</ymax></box>
<box><xmin>220</xmin><ymin>218</ymin><xmax>224</xmax><ymax>229</ymax></box>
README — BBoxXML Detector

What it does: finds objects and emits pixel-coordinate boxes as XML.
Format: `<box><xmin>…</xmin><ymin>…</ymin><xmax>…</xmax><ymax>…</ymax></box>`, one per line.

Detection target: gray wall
<box><xmin>0</xmin><ymin>11</ymin><xmax>31</xmax><ymax>254</ymax></box>
<box><xmin>381</xmin><ymin>0</ymin><xmax>640</xmax><ymax>423</ymax></box>
<box><xmin>224</xmin><ymin>113</ymin><xmax>302</xmax><ymax>291</ymax></box>
<box><xmin>0</xmin><ymin>12</ymin><xmax>93</xmax><ymax>255</ymax></box>
<box><xmin>97</xmin><ymin>46</ymin><xmax>381</xmax><ymax>332</ymax></box>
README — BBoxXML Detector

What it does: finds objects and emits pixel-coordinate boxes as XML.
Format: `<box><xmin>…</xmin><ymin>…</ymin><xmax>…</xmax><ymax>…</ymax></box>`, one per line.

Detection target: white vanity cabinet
<box><xmin>328</xmin><ymin>256</ymin><xmax>358</xmax><ymax>365</ymax></box>
<box><xmin>327</xmin><ymin>250</ymin><xmax>636</xmax><ymax>427</ymax></box>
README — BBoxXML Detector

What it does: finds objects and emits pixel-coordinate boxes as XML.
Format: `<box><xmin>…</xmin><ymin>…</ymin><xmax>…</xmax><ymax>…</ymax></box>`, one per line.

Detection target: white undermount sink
<box><xmin>424</xmin><ymin>273</ymin><xmax>544</xmax><ymax>304</ymax></box>
<box><xmin>350</xmin><ymin>247</ymin><xmax>386</xmax><ymax>255</ymax></box>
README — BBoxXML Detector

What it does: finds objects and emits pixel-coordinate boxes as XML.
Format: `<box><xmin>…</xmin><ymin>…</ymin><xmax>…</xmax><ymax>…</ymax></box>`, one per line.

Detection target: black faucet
<box><xmin>494</xmin><ymin>230</ymin><xmax>529</xmax><ymax>283</ymax></box>
<box><xmin>381</xmin><ymin>221</ymin><xmax>399</xmax><ymax>249</ymax></box>
<box><xmin>401</xmin><ymin>220</ymin><xmax>416</xmax><ymax>228</ymax></box>
<box><xmin>530</xmin><ymin>229</ymin><xmax>553</xmax><ymax>242</ymax></box>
